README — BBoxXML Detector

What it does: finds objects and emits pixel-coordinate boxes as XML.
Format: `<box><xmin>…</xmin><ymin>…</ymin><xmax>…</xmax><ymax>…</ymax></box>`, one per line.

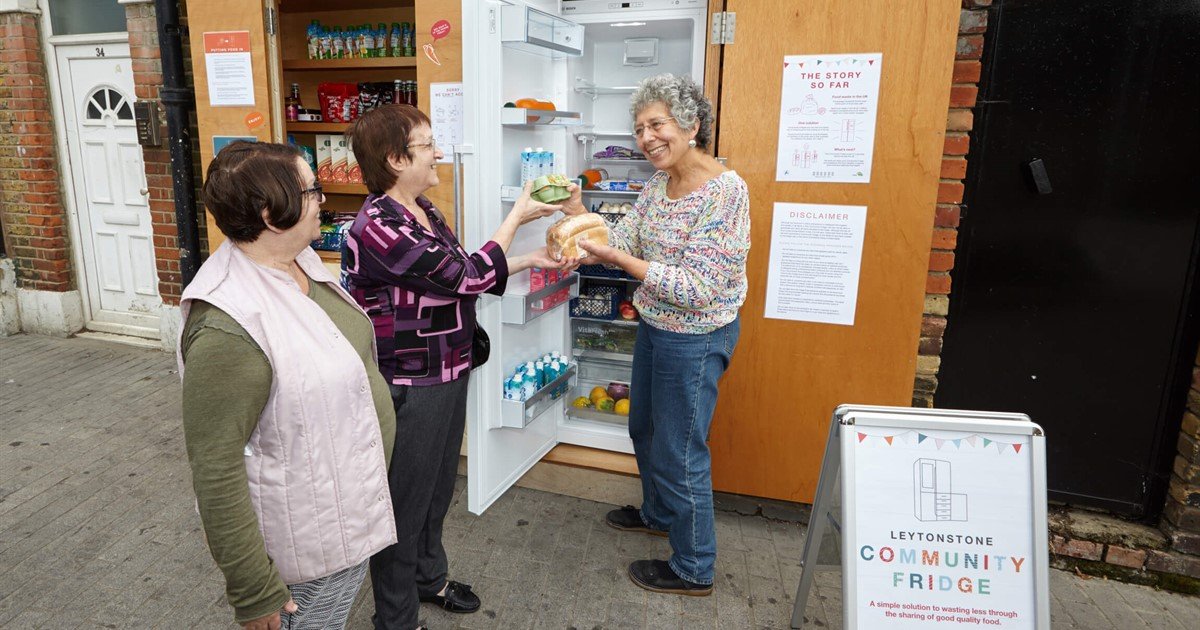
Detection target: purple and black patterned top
<box><xmin>341</xmin><ymin>193</ymin><xmax>508</xmax><ymax>387</ymax></box>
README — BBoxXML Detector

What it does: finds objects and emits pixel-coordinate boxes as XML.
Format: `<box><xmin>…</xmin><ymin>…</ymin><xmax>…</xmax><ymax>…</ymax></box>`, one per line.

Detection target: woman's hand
<box><xmin>509</xmin><ymin>181</ymin><xmax>563</xmax><ymax>225</ymax></box>
<box><xmin>241</xmin><ymin>599</ymin><xmax>297</xmax><ymax>630</ymax></box>
<box><xmin>576</xmin><ymin>237</ymin><xmax>622</xmax><ymax>265</ymax></box>
<box><xmin>509</xmin><ymin>247</ymin><xmax>580</xmax><ymax>274</ymax></box>
<box><xmin>561</xmin><ymin>182</ymin><xmax>588</xmax><ymax>216</ymax></box>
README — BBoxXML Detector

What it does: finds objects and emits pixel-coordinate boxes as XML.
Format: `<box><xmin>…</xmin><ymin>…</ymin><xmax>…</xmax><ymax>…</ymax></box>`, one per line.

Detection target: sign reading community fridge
<box><xmin>764</xmin><ymin>202</ymin><xmax>867</xmax><ymax>325</ymax></box>
<box><xmin>776</xmin><ymin>53</ymin><xmax>882</xmax><ymax>183</ymax></box>
<box><xmin>790</xmin><ymin>407</ymin><xmax>1049</xmax><ymax>629</ymax></box>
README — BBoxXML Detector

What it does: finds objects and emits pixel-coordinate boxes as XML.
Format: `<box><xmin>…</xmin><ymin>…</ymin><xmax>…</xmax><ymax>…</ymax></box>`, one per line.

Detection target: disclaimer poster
<box><xmin>429</xmin><ymin>82</ymin><xmax>463</xmax><ymax>164</ymax></box>
<box><xmin>764</xmin><ymin>202</ymin><xmax>866</xmax><ymax>325</ymax></box>
<box><xmin>202</xmin><ymin>31</ymin><xmax>254</xmax><ymax>107</ymax></box>
<box><xmin>851</xmin><ymin>427</ymin><xmax>1036</xmax><ymax>628</ymax></box>
<box><xmin>776</xmin><ymin>53</ymin><xmax>882</xmax><ymax>183</ymax></box>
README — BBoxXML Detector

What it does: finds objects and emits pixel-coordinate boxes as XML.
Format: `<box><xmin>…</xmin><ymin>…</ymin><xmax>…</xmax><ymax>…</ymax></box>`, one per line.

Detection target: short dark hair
<box><xmin>202</xmin><ymin>141</ymin><xmax>305</xmax><ymax>243</ymax></box>
<box><xmin>348</xmin><ymin>104</ymin><xmax>432</xmax><ymax>194</ymax></box>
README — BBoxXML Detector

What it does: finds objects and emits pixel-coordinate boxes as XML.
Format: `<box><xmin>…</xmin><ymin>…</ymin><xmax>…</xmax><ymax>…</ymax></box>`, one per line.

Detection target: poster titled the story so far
<box><xmin>851</xmin><ymin>428</ymin><xmax>1037</xmax><ymax>629</ymax></box>
<box><xmin>776</xmin><ymin>53</ymin><xmax>883</xmax><ymax>183</ymax></box>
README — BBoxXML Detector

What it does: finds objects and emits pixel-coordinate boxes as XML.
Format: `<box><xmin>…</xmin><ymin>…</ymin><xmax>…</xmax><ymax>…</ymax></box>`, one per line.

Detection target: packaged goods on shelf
<box><xmin>503</xmin><ymin>351</ymin><xmax>572</xmax><ymax>402</ymax></box>
<box><xmin>346</xmin><ymin>136</ymin><xmax>361</xmax><ymax>184</ymax></box>
<box><xmin>318</xmin><ymin>83</ymin><xmax>359</xmax><ymax>123</ymax></box>
<box><xmin>316</xmin><ymin>135</ymin><xmax>333</xmax><ymax>182</ymax></box>
<box><xmin>331</xmin><ymin>136</ymin><xmax>348</xmax><ymax>184</ymax></box>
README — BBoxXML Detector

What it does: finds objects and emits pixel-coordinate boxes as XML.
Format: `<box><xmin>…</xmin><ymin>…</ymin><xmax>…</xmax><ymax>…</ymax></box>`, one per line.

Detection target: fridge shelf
<box><xmin>581</xmin><ymin>189</ymin><xmax>640</xmax><ymax>198</ymax></box>
<box><xmin>287</xmin><ymin>122</ymin><xmax>348</xmax><ymax>133</ymax></box>
<box><xmin>564</xmin><ymin>385</ymin><xmax>629</xmax><ymax>427</ymax></box>
<box><xmin>588</xmin><ymin>158</ymin><xmax>651</xmax><ymax>167</ymax></box>
<box><xmin>500</xmin><ymin>4</ymin><xmax>584</xmax><ymax>57</ymax></box>
<box><xmin>572</xmin><ymin>316</ymin><xmax>639</xmax><ymax>327</ymax></box>
<box><xmin>500</xmin><ymin>364</ymin><xmax>577</xmax><ymax>429</ymax></box>
<box><xmin>572</xmin><ymin>348</ymin><xmax>633</xmax><ymax>365</ymax></box>
<box><xmin>574</xmin><ymin>83</ymin><xmax>637</xmax><ymax>98</ymax></box>
<box><xmin>501</xmin><ymin>273</ymin><xmax>580</xmax><ymax>325</ymax></box>
<box><xmin>500</xmin><ymin>108</ymin><xmax>582</xmax><ymax>126</ymax></box>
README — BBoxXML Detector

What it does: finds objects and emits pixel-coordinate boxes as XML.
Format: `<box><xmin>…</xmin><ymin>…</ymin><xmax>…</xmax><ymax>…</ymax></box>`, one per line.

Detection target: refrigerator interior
<box><xmin>465</xmin><ymin>0</ymin><xmax>706</xmax><ymax>513</ymax></box>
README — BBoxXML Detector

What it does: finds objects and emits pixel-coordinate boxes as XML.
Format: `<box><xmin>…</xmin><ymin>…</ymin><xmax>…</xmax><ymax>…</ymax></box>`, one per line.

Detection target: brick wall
<box><xmin>1162</xmin><ymin>355</ymin><xmax>1200</xmax><ymax>558</ymax></box>
<box><xmin>0</xmin><ymin>11</ymin><xmax>73</xmax><ymax>292</ymax></box>
<box><xmin>912</xmin><ymin>0</ymin><xmax>987</xmax><ymax>407</ymax></box>
<box><xmin>125</xmin><ymin>1</ymin><xmax>181</xmax><ymax>304</ymax></box>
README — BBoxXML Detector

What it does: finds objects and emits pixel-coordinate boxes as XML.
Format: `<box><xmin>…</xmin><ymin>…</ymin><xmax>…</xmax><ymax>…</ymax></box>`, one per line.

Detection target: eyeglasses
<box><xmin>301</xmin><ymin>183</ymin><xmax>324</xmax><ymax>200</ymax></box>
<box><xmin>409</xmin><ymin>139</ymin><xmax>439</xmax><ymax>152</ymax></box>
<box><xmin>633</xmin><ymin>117</ymin><xmax>676</xmax><ymax>138</ymax></box>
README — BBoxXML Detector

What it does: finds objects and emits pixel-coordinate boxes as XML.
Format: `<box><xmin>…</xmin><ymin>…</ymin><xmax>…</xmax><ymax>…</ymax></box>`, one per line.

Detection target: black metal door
<box><xmin>936</xmin><ymin>0</ymin><xmax>1200</xmax><ymax>518</ymax></box>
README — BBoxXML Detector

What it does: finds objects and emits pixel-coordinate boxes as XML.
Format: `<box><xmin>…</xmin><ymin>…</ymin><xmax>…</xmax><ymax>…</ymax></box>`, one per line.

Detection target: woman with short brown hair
<box><xmin>344</xmin><ymin>104</ymin><xmax>578</xmax><ymax>630</ymax></box>
<box><xmin>180</xmin><ymin>140</ymin><xmax>397</xmax><ymax>630</ymax></box>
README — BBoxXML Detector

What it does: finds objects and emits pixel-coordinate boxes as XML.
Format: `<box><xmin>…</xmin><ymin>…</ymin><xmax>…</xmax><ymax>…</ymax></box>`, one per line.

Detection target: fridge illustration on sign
<box><xmin>456</xmin><ymin>0</ymin><xmax>708</xmax><ymax>514</ymax></box>
<box><xmin>913</xmin><ymin>458</ymin><xmax>969</xmax><ymax>522</ymax></box>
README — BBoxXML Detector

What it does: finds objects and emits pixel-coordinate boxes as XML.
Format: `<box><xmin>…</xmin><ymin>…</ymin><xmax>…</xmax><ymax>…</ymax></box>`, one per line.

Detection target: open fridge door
<box><xmin>462</xmin><ymin>0</ymin><xmax>585</xmax><ymax>515</ymax></box>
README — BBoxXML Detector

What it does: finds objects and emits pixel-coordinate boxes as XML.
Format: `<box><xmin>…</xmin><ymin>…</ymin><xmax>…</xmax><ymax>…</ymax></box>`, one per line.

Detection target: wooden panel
<box><xmin>186</xmin><ymin>0</ymin><xmax>278</xmax><ymax>252</ymax></box>
<box><xmin>541</xmin><ymin>444</ymin><xmax>639</xmax><ymax>476</ymax></box>
<box><xmin>414</xmin><ymin>0</ymin><xmax>461</xmax><ymax>231</ymax></box>
<box><xmin>703</xmin><ymin>0</ymin><xmax>723</xmax><ymax>149</ymax></box>
<box><xmin>708</xmin><ymin>1</ymin><xmax>959</xmax><ymax>503</ymax></box>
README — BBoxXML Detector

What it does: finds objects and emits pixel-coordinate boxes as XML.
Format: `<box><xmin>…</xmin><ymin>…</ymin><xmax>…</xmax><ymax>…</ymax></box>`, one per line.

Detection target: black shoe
<box><xmin>606</xmin><ymin>506</ymin><xmax>668</xmax><ymax>537</ymax></box>
<box><xmin>627</xmin><ymin>559</ymin><xmax>713</xmax><ymax>596</ymax></box>
<box><xmin>419</xmin><ymin>580</ymin><xmax>480</xmax><ymax>613</ymax></box>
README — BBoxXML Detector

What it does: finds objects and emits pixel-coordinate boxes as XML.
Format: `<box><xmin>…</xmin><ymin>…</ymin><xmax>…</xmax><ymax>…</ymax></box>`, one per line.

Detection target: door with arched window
<box><xmin>55</xmin><ymin>42</ymin><xmax>162</xmax><ymax>337</ymax></box>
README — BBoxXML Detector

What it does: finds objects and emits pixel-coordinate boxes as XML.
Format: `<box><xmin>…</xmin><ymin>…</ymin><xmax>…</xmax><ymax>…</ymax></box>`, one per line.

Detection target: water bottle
<box><xmin>534</xmin><ymin>147</ymin><xmax>547</xmax><ymax>179</ymax></box>
<box><xmin>521</xmin><ymin>147</ymin><xmax>536</xmax><ymax>184</ymax></box>
<box><xmin>522</xmin><ymin>368</ymin><xmax>539</xmax><ymax>400</ymax></box>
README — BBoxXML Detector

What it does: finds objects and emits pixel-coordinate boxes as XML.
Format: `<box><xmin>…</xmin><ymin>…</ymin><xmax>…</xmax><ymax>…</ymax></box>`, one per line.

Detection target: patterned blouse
<box><xmin>341</xmin><ymin>193</ymin><xmax>508</xmax><ymax>386</ymax></box>
<box><xmin>611</xmin><ymin>170</ymin><xmax>750</xmax><ymax>334</ymax></box>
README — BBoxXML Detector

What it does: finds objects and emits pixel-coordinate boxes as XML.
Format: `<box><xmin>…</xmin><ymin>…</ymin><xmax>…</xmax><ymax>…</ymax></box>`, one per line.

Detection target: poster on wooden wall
<box><xmin>202</xmin><ymin>31</ymin><xmax>255</xmax><ymax>107</ymax></box>
<box><xmin>776</xmin><ymin>53</ymin><xmax>883</xmax><ymax>183</ymax></box>
<box><xmin>764</xmin><ymin>202</ymin><xmax>867</xmax><ymax>325</ymax></box>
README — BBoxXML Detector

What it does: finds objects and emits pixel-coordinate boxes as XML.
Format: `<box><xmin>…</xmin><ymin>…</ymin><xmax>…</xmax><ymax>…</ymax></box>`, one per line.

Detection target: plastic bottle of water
<box><xmin>521</xmin><ymin>147</ymin><xmax>536</xmax><ymax>184</ymax></box>
<box><xmin>534</xmin><ymin>147</ymin><xmax>547</xmax><ymax>179</ymax></box>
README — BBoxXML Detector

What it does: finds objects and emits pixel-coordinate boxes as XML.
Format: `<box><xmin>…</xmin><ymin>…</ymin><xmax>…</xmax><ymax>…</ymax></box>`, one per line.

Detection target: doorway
<box><xmin>936</xmin><ymin>0</ymin><xmax>1200</xmax><ymax>518</ymax></box>
<box><xmin>54</xmin><ymin>41</ymin><xmax>162</xmax><ymax>338</ymax></box>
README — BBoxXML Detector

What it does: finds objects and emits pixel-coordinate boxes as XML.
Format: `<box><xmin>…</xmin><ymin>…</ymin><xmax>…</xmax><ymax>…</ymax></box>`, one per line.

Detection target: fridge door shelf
<box><xmin>588</xmin><ymin>158</ymin><xmax>652</xmax><ymax>167</ymax></box>
<box><xmin>500</xmin><ymin>108</ymin><xmax>582</xmax><ymax>126</ymax></box>
<box><xmin>500</xmin><ymin>364</ymin><xmax>578</xmax><ymax>429</ymax></box>
<box><xmin>501</xmin><ymin>4</ymin><xmax>584</xmax><ymax>57</ymax></box>
<box><xmin>574</xmin><ymin>82</ymin><xmax>637</xmax><ymax>99</ymax></box>
<box><xmin>581</xmin><ymin>189</ymin><xmax>640</xmax><ymax>198</ymax></box>
<box><xmin>501</xmin><ymin>273</ymin><xmax>580</xmax><ymax>325</ymax></box>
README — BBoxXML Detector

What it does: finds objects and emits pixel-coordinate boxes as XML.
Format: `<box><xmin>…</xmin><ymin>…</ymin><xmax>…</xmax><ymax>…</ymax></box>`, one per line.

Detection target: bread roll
<box><xmin>546</xmin><ymin>213</ymin><xmax>609</xmax><ymax>261</ymax></box>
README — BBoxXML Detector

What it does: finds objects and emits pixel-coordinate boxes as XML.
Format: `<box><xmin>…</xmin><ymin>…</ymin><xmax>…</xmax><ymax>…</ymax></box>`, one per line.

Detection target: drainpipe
<box><xmin>155</xmin><ymin>0</ymin><xmax>200</xmax><ymax>287</ymax></box>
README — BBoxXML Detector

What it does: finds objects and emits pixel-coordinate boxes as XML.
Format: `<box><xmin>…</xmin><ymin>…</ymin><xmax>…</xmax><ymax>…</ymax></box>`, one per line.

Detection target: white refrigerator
<box><xmin>457</xmin><ymin>0</ymin><xmax>708</xmax><ymax>514</ymax></box>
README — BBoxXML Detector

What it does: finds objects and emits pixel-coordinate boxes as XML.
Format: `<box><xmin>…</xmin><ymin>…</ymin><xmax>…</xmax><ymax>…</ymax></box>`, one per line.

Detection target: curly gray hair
<box><xmin>629</xmin><ymin>74</ymin><xmax>714</xmax><ymax>150</ymax></box>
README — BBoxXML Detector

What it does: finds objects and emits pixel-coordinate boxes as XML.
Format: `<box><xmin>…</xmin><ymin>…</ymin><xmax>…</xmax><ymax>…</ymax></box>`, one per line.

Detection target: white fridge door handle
<box><xmin>450</xmin><ymin>144</ymin><xmax>474</xmax><ymax>238</ymax></box>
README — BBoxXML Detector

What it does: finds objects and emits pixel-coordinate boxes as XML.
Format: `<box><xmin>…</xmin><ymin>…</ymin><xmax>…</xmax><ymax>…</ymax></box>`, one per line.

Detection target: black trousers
<box><xmin>370</xmin><ymin>377</ymin><xmax>469</xmax><ymax>630</ymax></box>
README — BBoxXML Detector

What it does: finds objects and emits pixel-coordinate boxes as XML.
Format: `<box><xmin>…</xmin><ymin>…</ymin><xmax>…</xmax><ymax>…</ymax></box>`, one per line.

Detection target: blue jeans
<box><xmin>629</xmin><ymin>317</ymin><xmax>740</xmax><ymax>585</ymax></box>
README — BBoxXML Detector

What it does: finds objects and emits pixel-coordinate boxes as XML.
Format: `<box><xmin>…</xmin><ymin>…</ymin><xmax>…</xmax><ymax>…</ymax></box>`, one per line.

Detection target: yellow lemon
<box><xmin>589</xmin><ymin>386</ymin><xmax>609</xmax><ymax>404</ymax></box>
<box><xmin>572</xmin><ymin>396</ymin><xmax>591</xmax><ymax>408</ymax></box>
<box><xmin>614</xmin><ymin>399</ymin><xmax>630</xmax><ymax>416</ymax></box>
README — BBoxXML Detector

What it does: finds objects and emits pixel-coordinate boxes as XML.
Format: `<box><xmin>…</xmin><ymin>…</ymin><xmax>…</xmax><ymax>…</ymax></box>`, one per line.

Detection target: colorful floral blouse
<box><xmin>610</xmin><ymin>170</ymin><xmax>750</xmax><ymax>334</ymax></box>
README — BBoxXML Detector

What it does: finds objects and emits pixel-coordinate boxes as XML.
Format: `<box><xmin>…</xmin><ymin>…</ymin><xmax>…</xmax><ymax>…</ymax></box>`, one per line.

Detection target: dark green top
<box><xmin>180</xmin><ymin>280</ymin><xmax>395</xmax><ymax>623</ymax></box>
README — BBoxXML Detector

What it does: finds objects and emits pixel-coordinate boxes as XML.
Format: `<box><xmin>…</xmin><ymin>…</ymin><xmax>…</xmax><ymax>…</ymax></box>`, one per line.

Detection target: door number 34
<box><xmin>95</xmin><ymin>47</ymin><xmax>106</xmax><ymax>57</ymax></box>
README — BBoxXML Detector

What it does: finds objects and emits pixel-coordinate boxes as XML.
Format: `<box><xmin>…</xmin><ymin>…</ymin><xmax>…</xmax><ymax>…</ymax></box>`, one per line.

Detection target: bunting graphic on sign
<box><xmin>852</xmin><ymin>429</ymin><xmax>1029</xmax><ymax>454</ymax></box>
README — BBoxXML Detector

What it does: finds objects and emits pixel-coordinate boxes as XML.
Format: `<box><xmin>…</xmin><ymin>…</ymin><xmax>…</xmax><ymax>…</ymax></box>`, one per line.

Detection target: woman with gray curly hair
<box><xmin>575</xmin><ymin>73</ymin><xmax>750</xmax><ymax>596</ymax></box>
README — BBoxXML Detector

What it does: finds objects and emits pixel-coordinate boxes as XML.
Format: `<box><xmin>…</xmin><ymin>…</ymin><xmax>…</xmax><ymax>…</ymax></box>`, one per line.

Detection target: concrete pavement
<box><xmin>1</xmin><ymin>333</ymin><xmax>1197</xmax><ymax>628</ymax></box>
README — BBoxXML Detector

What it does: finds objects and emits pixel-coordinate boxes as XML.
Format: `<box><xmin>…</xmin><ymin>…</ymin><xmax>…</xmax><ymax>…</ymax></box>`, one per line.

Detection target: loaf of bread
<box><xmin>546</xmin><ymin>213</ymin><xmax>609</xmax><ymax>261</ymax></box>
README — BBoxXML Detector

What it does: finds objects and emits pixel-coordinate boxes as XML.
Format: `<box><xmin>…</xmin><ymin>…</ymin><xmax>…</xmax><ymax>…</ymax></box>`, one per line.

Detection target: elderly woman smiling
<box><xmin>574</xmin><ymin>74</ymin><xmax>751</xmax><ymax>596</ymax></box>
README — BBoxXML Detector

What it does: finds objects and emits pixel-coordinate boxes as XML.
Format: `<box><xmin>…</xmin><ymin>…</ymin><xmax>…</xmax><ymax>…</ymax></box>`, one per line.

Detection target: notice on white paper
<box><xmin>851</xmin><ymin>427</ymin><xmax>1037</xmax><ymax>628</ymax></box>
<box><xmin>776</xmin><ymin>53</ymin><xmax>882</xmax><ymax>183</ymax></box>
<box><xmin>203</xmin><ymin>31</ymin><xmax>254</xmax><ymax>107</ymax></box>
<box><xmin>430</xmin><ymin>82</ymin><xmax>464</xmax><ymax>164</ymax></box>
<box><xmin>764</xmin><ymin>203</ymin><xmax>867</xmax><ymax>326</ymax></box>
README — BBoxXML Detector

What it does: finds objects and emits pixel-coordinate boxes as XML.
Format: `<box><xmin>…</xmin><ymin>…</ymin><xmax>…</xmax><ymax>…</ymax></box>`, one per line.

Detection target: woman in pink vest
<box><xmin>179</xmin><ymin>141</ymin><xmax>397</xmax><ymax>630</ymax></box>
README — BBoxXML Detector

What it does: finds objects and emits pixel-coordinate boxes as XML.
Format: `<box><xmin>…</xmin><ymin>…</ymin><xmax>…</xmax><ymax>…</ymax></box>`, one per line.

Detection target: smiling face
<box><xmin>634</xmin><ymin>101</ymin><xmax>698</xmax><ymax>171</ymax></box>
<box><xmin>390</xmin><ymin>123</ymin><xmax>444</xmax><ymax>196</ymax></box>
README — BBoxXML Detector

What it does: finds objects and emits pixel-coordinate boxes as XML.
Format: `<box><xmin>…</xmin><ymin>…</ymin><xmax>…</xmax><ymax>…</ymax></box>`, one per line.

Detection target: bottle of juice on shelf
<box><xmin>376</xmin><ymin>24</ymin><xmax>388</xmax><ymax>58</ymax></box>
<box><xmin>390</xmin><ymin>22</ymin><xmax>402</xmax><ymax>57</ymax></box>
<box><xmin>346</xmin><ymin>27</ymin><xmax>358</xmax><ymax>58</ymax></box>
<box><xmin>401</xmin><ymin>22</ymin><xmax>415</xmax><ymax>57</ymax></box>
<box><xmin>331</xmin><ymin>27</ymin><xmax>344</xmax><ymax>59</ymax></box>
<box><xmin>285</xmin><ymin>83</ymin><xmax>302</xmax><ymax>121</ymax></box>
<box><xmin>307</xmin><ymin>21</ymin><xmax>320</xmax><ymax>59</ymax></box>
<box><xmin>320</xmin><ymin>27</ymin><xmax>333</xmax><ymax>60</ymax></box>
<box><xmin>392</xmin><ymin>80</ymin><xmax>403</xmax><ymax>105</ymax></box>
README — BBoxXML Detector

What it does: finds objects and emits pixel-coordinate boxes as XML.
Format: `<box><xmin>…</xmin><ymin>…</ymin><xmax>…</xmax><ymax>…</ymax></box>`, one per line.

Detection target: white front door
<box><xmin>55</xmin><ymin>42</ymin><xmax>162</xmax><ymax>336</ymax></box>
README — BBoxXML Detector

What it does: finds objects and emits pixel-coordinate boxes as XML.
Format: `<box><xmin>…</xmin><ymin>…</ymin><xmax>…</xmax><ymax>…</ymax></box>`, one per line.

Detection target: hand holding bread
<box><xmin>546</xmin><ymin>213</ymin><xmax>610</xmax><ymax>261</ymax></box>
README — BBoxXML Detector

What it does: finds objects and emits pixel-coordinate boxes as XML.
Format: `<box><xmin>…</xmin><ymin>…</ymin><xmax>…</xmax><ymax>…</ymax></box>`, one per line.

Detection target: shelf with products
<box><xmin>581</xmin><ymin>189</ymin><xmax>640</xmax><ymax>198</ymax></box>
<box><xmin>500</xmin><ymin>108</ymin><xmax>582</xmax><ymax>127</ymax></box>
<box><xmin>282</xmin><ymin>57</ymin><xmax>417</xmax><ymax>70</ymax></box>
<box><xmin>287</xmin><ymin>121</ymin><xmax>349</xmax><ymax>133</ymax></box>
<box><xmin>499</xmin><ymin>364</ymin><xmax>578</xmax><ymax>429</ymax></box>
<box><xmin>501</xmin><ymin>273</ymin><xmax>579</xmax><ymax>326</ymax></box>
<box><xmin>320</xmin><ymin>183</ymin><xmax>369</xmax><ymax>195</ymax></box>
<box><xmin>587</xmin><ymin>158</ymin><xmax>651</xmax><ymax>167</ymax></box>
<box><xmin>314</xmin><ymin>249</ymin><xmax>342</xmax><ymax>263</ymax></box>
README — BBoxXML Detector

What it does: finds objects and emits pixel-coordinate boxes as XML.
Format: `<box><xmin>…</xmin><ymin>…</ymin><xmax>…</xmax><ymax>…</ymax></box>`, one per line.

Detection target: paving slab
<box><xmin>1</xmin><ymin>334</ymin><xmax>1198</xmax><ymax>628</ymax></box>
